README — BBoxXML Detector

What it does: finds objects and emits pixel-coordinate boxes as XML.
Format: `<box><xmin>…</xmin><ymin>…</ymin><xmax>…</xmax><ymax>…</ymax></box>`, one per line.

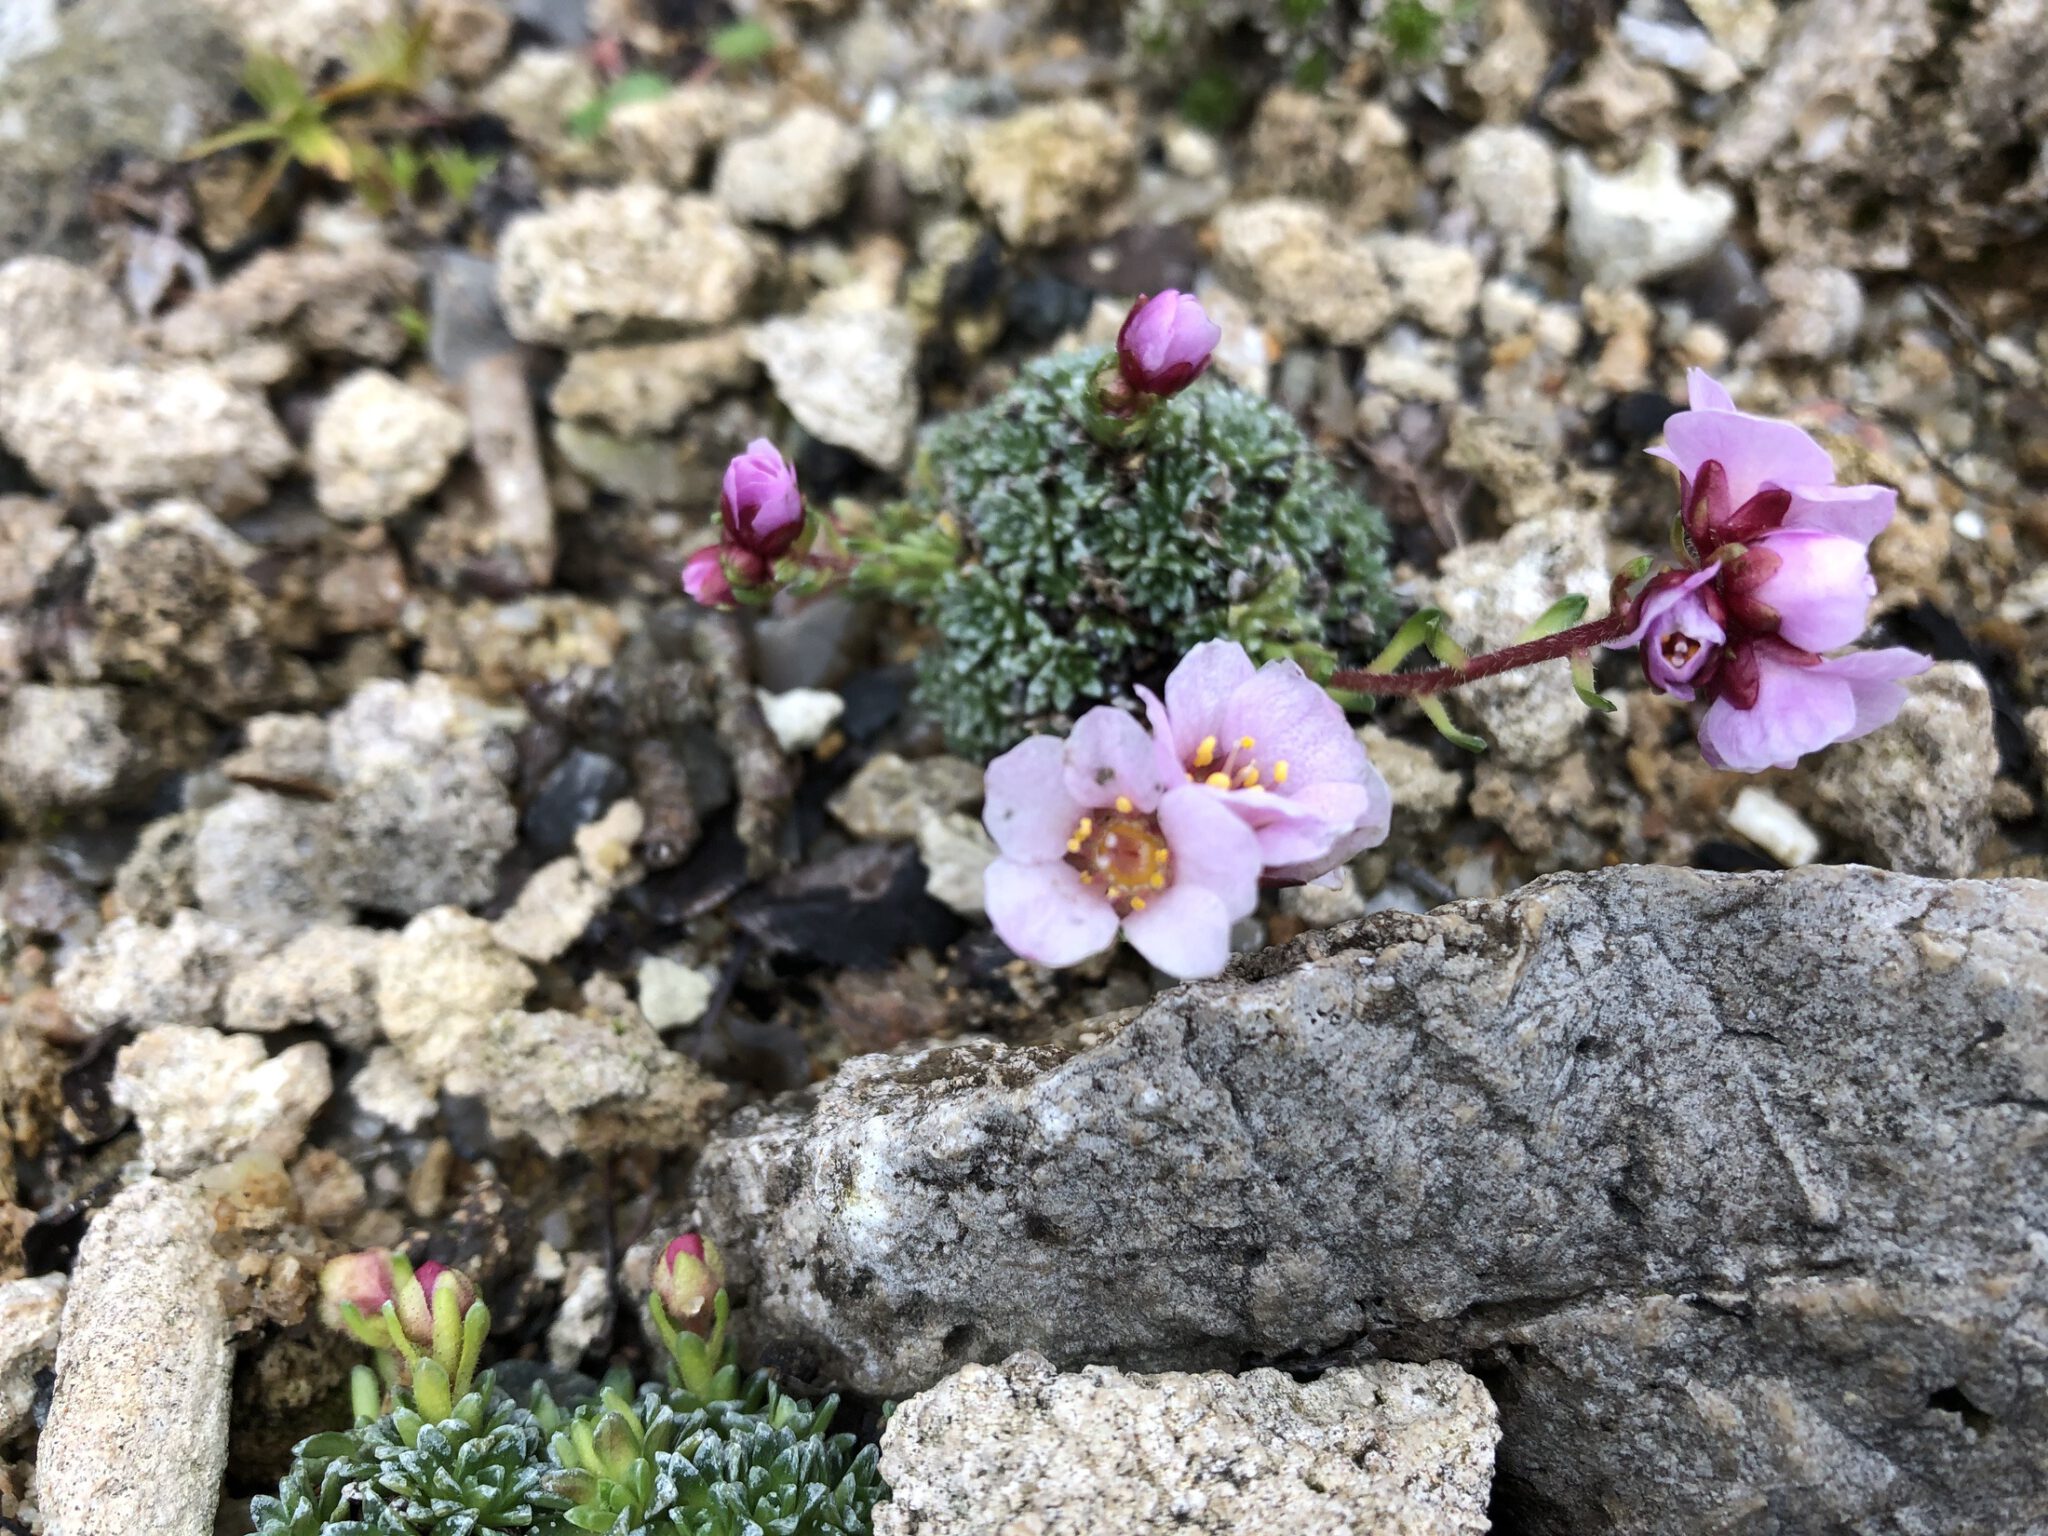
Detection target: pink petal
<box><xmin>1157</xmin><ymin>786</ymin><xmax>1260</xmax><ymax>921</ymax></box>
<box><xmin>1659</xmin><ymin>408</ymin><xmax>1838</xmax><ymax>509</ymax></box>
<box><xmin>1607</xmin><ymin>565</ymin><xmax>1720</xmax><ymax>649</ymax></box>
<box><xmin>1207</xmin><ymin>782</ymin><xmax>1344</xmax><ymax>866</ymax></box>
<box><xmin>1120</xmin><ymin>884</ymin><xmax>1233</xmax><ymax>979</ymax></box>
<box><xmin>1750</xmin><ymin>529</ymin><xmax>1874</xmax><ymax>652</ymax></box>
<box><xmin>1695</xmin><ymin>657</ymin><xmax>1856</xmax><ymax>772</ymax></box>
<box><xmin>1780</xmin><ymin>482</ymin><xmax>1897</xmax><ymax>545</ymax></box>
<box><xmin>984</xmin><ymin>857</ymin><xmax>1119</xmax><ymax>967</ymax></box>
<box><xmin>1817</xmin><ymin>647</ymin><xmax>1933</xmax><ymax>741</ymax></box>
<box><xmin>1161</xmin><ymin>640</ymin><xmax>1255</xmax><ymax>762</ymax></box>
<box><xmin>1218</xmin><ymin>662</ymin><xmax>1366</xmax><ymax>786</ymax></box>
<box><xmin>1064</xmin><ymin>706</ymin><xmax>1170</xmax><ymax>812</ymax></box>
<box><xmin>983</xmin><ymin>736</ymin><xmax>1085</xmax><ymax>860</ymax></box>
<box><xmin>1135</xmin><ymin>686</ymin><xmax>1190</xmax><ymax>789</ymax></box>
<box><xmin>1685</xmin><ymin>369</ymin><xmax>1737</xmax><ymax>413</ymax></box>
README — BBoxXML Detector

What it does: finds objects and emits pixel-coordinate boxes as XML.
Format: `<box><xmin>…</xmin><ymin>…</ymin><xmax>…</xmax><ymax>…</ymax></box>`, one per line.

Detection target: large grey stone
<box><xmin>36</xmin><ymin>1179</ymin><xmax>231</xmax><ymax>1536</ymax></box>
<box><xmin>877</xmin><ymin>1352</ymin><xmax>1498</xmax><ymax>1536</ymax></box>
<box><xmin>693</xmin><ymin>864</ymin><xmax>2048</xmax><ymax>1535</ymax></box>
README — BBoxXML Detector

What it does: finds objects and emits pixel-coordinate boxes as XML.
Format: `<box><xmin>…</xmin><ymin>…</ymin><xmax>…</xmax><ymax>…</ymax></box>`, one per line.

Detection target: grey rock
<box><xmin>1754</xmin><ymin>261</ymin><xmax>1866</xmax><ymax>361</ymax></box>
<box><xmin>915</xmin><ymin>810</ymin><xmax>996</xmax><ymax>920</ymax></box>
<box><xmin>0</xmin><ymin>257</ymin><xmax>127</xmax><ymax>385</ymax></box>
<box><xmin>877</xmin><ymin>1352</ymin><xmax>1498</xmax><ymax>1536</ymax></box>
<box><xmin>151</xmin><ymin>243</ymin><xmax>422</xmax><ymax>373</ymax></box>
<box><xmin>191</xmin><ymin>788</ymin><xmax>347</xmax><ymax>941</ymax></box>
<box><xmin>310</xmin><ymin>370</ymin><xmax>469</xmax><ymax>525</ymax></box>
<box><xmin>111</xmin><ymin>1025</ymin><xmax>331</xmax><ymax>1175</ymax></box>
<box><xmin>1806</xmin><ymin>662</ymin><xmax>1999</xmax><ymax>877</ymax></box>
<box><xmin>54</xmin><ymin>910</ymin><xmax>262</xmax><ymax>1035</ymax></box>
<box><xmin>0</xmin><ymin>362</ymin><xmax>293</xmax><ymax>515</ymax></box>
<box><xmin>549</xmin><ymin>332</ymin><xmax>758</xmax><ymax>437</ymax></box>
<box><xmin>1453</xmin><ymin>125</ymin><xmax>1560</xmax><ymax>248</ymax></box>
<box><xmin>1430</xmin><ymin>509</ymin><xmax>1610</xmax><ymax>767</ymax></box>
<box><xmin>428</xmin><ymin>251</ymin><xmax>517</xmax><ymax>381</ymax></box>
<box><xmin>713</xmin><ymin>106</ymin><xmax>865</xmax><ymax>230</ymax></box>
<box><xmin>0</xmin><ymin>0</ymin><xmax>240</xmax><ymax>261</ymax></box>
<box><xmin>444</xmin><ymin>1006</ymin><xmax>724</xmax><ymax>1158</ymax></box>
<box><xmin>221</xmin><ymin>923</ymin><xmax>391</xmax><ymax>1046</ymax></box>
<box><xmin>0</xmin><ymin>685</ymin><xmax>141</xmax><ymax>820</ymax></box>
<box><xmin>1709</xmin><ymin>0</ymin><xmax>2048</xmax><ymax>268</ymax></box>
<box><xmin>750</xmin><ymin>309</ymin><xmax>920</xmax><ymax>470</ymax></box>
<box><xmin>496</xmin><ymin>186</ymin><xmax>770</xmax><ymax>346</ymax></box>
<box><xmin>1369</xmin><ymin>236</ymin><xmax>1484</xmax><ymax>338</ymax></box>
<box><xmin>693</xmin><ymin>864</ymin><xmax>2048</xmax><ymax>1535</ymax></box>
<box><xmin>194</xmin><ymin>0</ymin><xmax>400</xmax><ymax>73</ymax></box>
<box><xmin>36</xmin><ymin>1179</ymin><xmax>231</xmax><ymax>1536</ymax></box>
<box><xmin>111</xmin><ymin>810</ymin><xmax>204</xmax><ymax>924</ymax></box>
<box><xmin>828</xmin><ymin>752</ymin><xmax>984</xmax><ymax>841</ymax></box>
<box><xmin>0</xmin><ymin>1273</ymin><xmax>65</xmax><ymax>1445</ymax></box>
<box><xmin>1563</xmin><ymin>141</ymin><xmax>1736</xmax><ymax>289</ymax></box>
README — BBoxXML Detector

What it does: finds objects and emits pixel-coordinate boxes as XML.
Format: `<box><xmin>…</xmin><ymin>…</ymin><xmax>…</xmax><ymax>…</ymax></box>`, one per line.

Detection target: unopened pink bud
<box><xmin>1115</xmin><ymin>290</ymin><xmax>1220</xmax><ymax>399</ymax></box>
<box><xmin>395</xmin><ymin>1260</ymin><xmax>478</xmax><ymax>1346</ymax></box>
<box><xmin>720</xmin><ymin>440</ymin><xmax>806</xmax><ymax>560</ymax></box>
<box><xmin>319</xmin><ymin>1249</ymin><xmax>397</xmax><ymax>1330</ymax></box>
<box><xmin>654</xmin><ymin>1232</ymin><xmax>725</xmax><ymax>1334</ymax></box>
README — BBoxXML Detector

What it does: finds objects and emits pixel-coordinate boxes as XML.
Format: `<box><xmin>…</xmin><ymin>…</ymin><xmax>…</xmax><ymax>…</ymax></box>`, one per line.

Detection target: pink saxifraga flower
<box><xmin>983</xmin><ymin>707</ymin><xmax>1260</xmax><ymax>980</ymax></box>
<box><xmin>681</xmin><ymin>544</ymin><xmax>765</xmax><ymax>609</ymax></box>
<box><xmin>1621</xmin><ymin>370</ymin><xmax>1929</xmax><ymax>772</ymax></box>
<box><xmin>1137</xmin><ymin>640</ymin><xmax>1390</xmax><ymax>885</ymax></box>
<box><xmin>654</xmin><ymin>1232</ymin><xmax>726</xmax><ymax>1336</ymax></box>
<box><xmin>1116</xmin><ymin>290</ymin><xmax>1222</xmax><ymax>399</ymax></box>
<box><xmin>720</xmin><ymin>439</ymin><xmax>806</xmax><ymax>560</ymax></box>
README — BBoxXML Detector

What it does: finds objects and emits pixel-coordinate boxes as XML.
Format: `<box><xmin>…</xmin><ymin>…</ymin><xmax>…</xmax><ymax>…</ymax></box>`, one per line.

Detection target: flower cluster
<box><xmin>983</xmin><ymin>640</ymin><xmax>1390</xmax><ymax>979</ymax></box>
<box><xmin>1618</xmin><ymin>371</ymin><xmax>1929</xmax><ymax>771</ymax></box>
<box><xmin>681</xmin><ymin>440</ymin><xmax>816</xmax><ymax>609</ymax></box>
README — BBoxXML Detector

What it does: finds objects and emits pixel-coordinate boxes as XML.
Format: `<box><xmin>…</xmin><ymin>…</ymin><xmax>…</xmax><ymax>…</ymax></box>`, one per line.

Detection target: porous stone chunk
<box><xmin>749</xmin><ymin>308</ymin><xmax>919</xmax><ymax>470</ymax></box>
<box><xmin>712</xmin><ymin>105</ymin><xmax>864</xmax><ymax>229</ymax></box>
<box><xmin>310</xmin><ymin>370</ymin><xmax>469</xmax><ymax>524</ymax></box>
<box><xmin>963</xmin><ymin>101</ymin><xmax>1136</xmax><ymax>248</ymax></box>
<box><xmin>1212</xmin><ymin>200</ymin><xmax>1394</xmax><ymax>345</ymax></box>
<box><xmin>112</xmin><ymin>1026</ymin><xmax>331</xmax><ymax>1175</ymax></box>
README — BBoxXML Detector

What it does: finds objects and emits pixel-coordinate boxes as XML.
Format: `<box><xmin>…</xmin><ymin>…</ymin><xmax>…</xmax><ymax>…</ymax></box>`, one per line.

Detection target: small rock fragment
<box><xmin>490</xmin><ymin>858</ymin><xmax>608</xmax><ymax>964</ymax></box>
<box><xmin>756</xmin><ymin>686</ymin><xmax>846</xmax><ymax>754</ymax></box>
<box><xmin>191</xmin><ymin>788</ymin><xmax>347</xmax><ymax>940</ymax></box>
<box><xmin>1754</xmin><ymin>262</ymin><xmax>1865</xmax><ymax>361</ymax></box>
<box><xmin>37</xmin><ymin>1180</ymin><xmax>231</xmax><ymax>1536</ymax></box>
<box><xmin>549</xmin><ymin>331</ymin><xmax>758</xmax><ymax>436</ymax></box>
<box><xmin>876</xmin><ymin>1353</ymin><xmax>1498</xmax><ymax>1536</ymax></box>
<box><xmin>637</xmin><ymin>956</ymin><xmax>715</xmax><ymax>1030</ymax></box>
<box><xmin>1563</xmin><ymin>141</ymin><xmax>1736</xmax><ymax>289</ymax></box>
<box><xmin>0</xmin><ymin>256</ymin><xmax>127</xmax><ymax>385</ymax></box>
<box><xmin>0</xmin><ymin>1273</ymin><xmax>65</xmax><ymax>1443</ymax></box>
<box><xmin>750</xmin><ymin>308</ymin><xmax>920</xmax><ymax>469</ymax></box>
<box><xmin>151</xmin><ymin>244</ymin><xmax>421</xmax><ymax>371</ymax></box>
<box><xmin>311</xmin><ymin>370</ymin><xmax>470</xmax><ymax>525</ymax></box>
<box><xmin>222</xmin><ymin>924</ymin><xmax>391</xmax><ymax>1046</ymax></box>
<box><xmin>445</xmin><ymin>1007</ymin><xmax>724</xmax><ymax>1157</ymax></box>
<box><xmin>1453</xmin><ymin>125</ymin><xmax>1560</xmax><ymax>248</ymax></box>
<box><xmin>916</xmin><ymin>810</ymin><xmax>995</xmax><ymax>919</ymax></box>
<box><xmin>496</xmin><ymin>186</ymin><xmax>769</xmax><ymax>346</ymax></box>
<box><xmin>964</xmin><ymin>101</ymin><xmax>1135</xmax><ymax>248</ymax></box>
<box><xmin>0</xmin><ymin>685</ymin><xmax>141</xmax><ymax>820</ymax></box>
<box><xmin>1212</xmin><ymin>200</ymin><xmax>1393</xmax><ymax>345</ymax></box>
<box><xmin>349</xmin><ymin>1046</ymin><xmax>438</xmax><ymax>1133</ymax></box>
<box><xmin>1724</xmin><ymin>786</ymin><xmax>1821</xmax><ymax>867</ymax></box>
<box><xmin>376</xmin><ymin>907</ymin><xmax>534</xmax><ymax>1091</ymax></box>
<box><xmin>54</xmin><ymin>911</ymin><xmax>261</xmax><ymax>1036</ymax></box>
<box><xmin>829</xmin><ymin>752</ymin><xmax>984</xmax><ymax>841</ymax></box>
<box><xmin>713</xmin><ymin>105</ymin><xmax>865</xmax><ymax>229</ymax></box>
<box><xmin>112</xmin><ymin>1027</ymin><xmax>332</xmax><ymax>1176</ymax></box>
<box><xmin>1369</xmin><ymin>236</ymin><xmax>1483</xmax><ymax>337</ymax></box>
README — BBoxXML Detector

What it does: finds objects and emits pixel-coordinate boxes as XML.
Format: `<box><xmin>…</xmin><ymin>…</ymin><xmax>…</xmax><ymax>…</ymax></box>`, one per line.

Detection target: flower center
<box><xmin>1661</xmin><ymin>633</ymin><xmax>1703</xmax><ymax>668</ymax></box>
<box><xmin>1184</xmin><ymin>733</ymin><xmax>1288</xmax><ymax>791</ymax></box>
<box><xmin>1065</xmin><ymin>798</ymin><xmax>1172</xmax><ymax>915</ymax></box>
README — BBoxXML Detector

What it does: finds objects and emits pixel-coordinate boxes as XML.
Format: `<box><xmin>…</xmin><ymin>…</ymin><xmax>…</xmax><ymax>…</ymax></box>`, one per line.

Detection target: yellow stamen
<box><xmin>1153</xmin><ymin>847</ymin><xmax>1170</xmax><ymax>864</ymax></box>
<box><xmin>1067</xmin><ymin>837</ymin><xmax>1083</xmax><ymax>853</ymax></box>
<box><xmin>1075</xmin><ymin>817</ymin><xmax>1092</xmax><ymax>837</ymax></box>
<box><xmin>1238</xmin><ymin>766</ymin><xmax>1260</xmax><ymax>788</ymax></box>
<box><xmin>1078</xmin><ymin>872</ymin><xmax>1093</xmax><ymax>884</ymax></box>
<box><xmin>1115</xmin><ymin>795</ymin><xmax>1134</xmax><ymax>814</ymax></box>
<box><xmin>1273</xmin><ymin>760</ymin><xmax>1290</xmax><ymax>784</ymax></box>
<box><xmin>1238</xmin><ymin>735</ymin><xmax>1256</xmax><ymax>751</ymax></box>
<box><xmin>1205</xmin><ymin>771</ymin><xmax>1231</xmax><ymax>789</ymax></box>
<box><xmin>1150</xmin><ymin>873</ymin><xmax>1166</xmax><ymax>888</ymax></box>
<box><xmin>1131</xmin><ymin>897</ymin><xmax>1147</xmax><ymax>911</ymax></box>
<box><xmin>1193</xmin><ymin>735</ymin><xmax>1217</xmax><ymax>769</ymax></box>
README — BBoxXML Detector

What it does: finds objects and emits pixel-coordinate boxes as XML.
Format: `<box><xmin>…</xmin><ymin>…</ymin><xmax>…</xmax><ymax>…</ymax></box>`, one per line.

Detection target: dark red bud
<box><xmin>1713</xmin><ymin>639</ymin><xmax>1762</xmax><ymax>711</ymax></box>
<box><xmin>1721</xmin><ymin>546</ymin><xmax>1783</xmax><ymax>635</ymax></box>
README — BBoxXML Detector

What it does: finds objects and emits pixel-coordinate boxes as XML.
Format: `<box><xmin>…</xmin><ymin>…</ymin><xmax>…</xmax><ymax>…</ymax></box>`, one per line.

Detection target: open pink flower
<box><xmin>1116</xmin><ymin>291</ymin><xmax>1221</xmax><ymax>399</ymax></box>
<box><xmin>1697</xmin><ymin>644</ymin><xmax>1932</xmax><ymax>772</ymax></box>
<box><xmin>720</xmin><ymin>439</ymin><xmax>806</xmax><ymax>559</ymax></box>
<box><xmin>983</xmin><ymin>707</ymin><xmax>1260</xmax><ymax>979</ymax></box>
<box><xmin>1722</xmin><ymin>528</ymin><xmax>1875</xmax><ymax>652</ymax></box>
<box><xmin>1135</xmin><ymin>640</ymin><xmax>1390</xmax><ymax>885</ymax></box>
<box><xmin>1615</xmin><ymin>567</ymin><xmax>1726</xmax><ymax>701</ymax></box>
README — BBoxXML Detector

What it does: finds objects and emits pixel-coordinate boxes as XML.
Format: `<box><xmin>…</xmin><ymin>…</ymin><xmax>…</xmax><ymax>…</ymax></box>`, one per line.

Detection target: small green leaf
<box><xmin>1570</xmin><ymin>652</ymin><xmax>1616</xmax><ymax>713</ymax></box>
<box><xmin>1365</xmin><ymin>608</ymin><xmax>1444</xmax><ymax>675</ymax></box>
<box><xmin>709</xmin><ymin>20</ymin><xmax>778</xmax><ymax>63</ymax></box>
<box><xmin>1513</xmin><ymin>593</ymin><xmax>1589</xmax><ymax>643</ymax></box>
<box><xmin>1423</xmin><ymin>617</ymin><xmax>1471</xmax><ymax>669</ymax></box>
<box><xmin>1417</xmin><ymin>696</ymin><xmax>1488</xmax><ymax>753</ymax></box>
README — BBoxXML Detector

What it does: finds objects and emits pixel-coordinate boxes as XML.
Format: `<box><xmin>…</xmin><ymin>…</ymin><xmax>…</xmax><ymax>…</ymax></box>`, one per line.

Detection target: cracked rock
<box><xmin>112</xmin><ymin>1026</ymin><xmax>332</xmax><ymax>1176</ymax></box>
<box><xmin>877</xmin><ymin>1352</ymin><xmax>1498</xmax><ymax>1536</ymax></box>
<box><xmin>693</xmin><ymin>864</ymin><xmax>2048</xmax><ymax>1536</ymax></box>
<box><xmin>54</xmin><ymin>911</ymin><xmax>262</xmax><ymax>1036</ymax></box>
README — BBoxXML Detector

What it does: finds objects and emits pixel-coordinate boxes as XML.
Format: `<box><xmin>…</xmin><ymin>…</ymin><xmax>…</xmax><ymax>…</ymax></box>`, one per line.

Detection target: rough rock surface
<box><xmin>549</xmin><ymin>331</ymin><xmax>758</xmax><ymax>436</ymax></box>
<box><xmin>0</xmin><ymin>685</ymin><xmax>141</xmax><ymax>820</ymax></box>
<box><xmin>712</xmin><ymin>106</ymin><xmax>865</xmax><ymax>229</ymax></box>
<box><xmin>0</xmin><ymin>257</ymin><xmax>127</xmax><ymax>384</ymax></box>
<box><xmin>1563</xmin><ymin>141</ymin><xmax>1736</xmax><ymax>289</ymax></box>
<box><xmin>496</xmin><ymin>186</ymin><xmax>769</xmax><ymax>345</ymax></box>
<box><xmin>191</xmin><ymin>788</ymin><xmax>347</xmax><ymax>940</ymax></box>
<box><xmin>749</xmin><ymin>309</ymin><xmax>920</xmax><ymax>470</ymax></box>
<box><xmin>1211</xmin><ymin>199</ymin><xmax>1393</xmax><ymax>345</ymax></box>
<box><xmin>222</xmin><ymin>924</ymin><xmax>390</xmax><ymax>1045</ymax></box>
<box><xmin>963</xmin><ymin>101</ymin><xmax>1135</xmax><ymax>248</ymax></box>
<box><xmin>54</xmin><ymin>911</ymin><xmax>261</xmax><ymax>1035</ymax></box>
<box><xmin>376</xmin><ymin>906</ymin><xmax>534</xmax><ymax>1091</ymax></box>
<box><xmin>37</xmin><ymin>1180</ymin><xmax>232</xmax><ymax>1536</ymax></box>
<box><xmin>877</xmin><ymin>1352</ymin><xmax>1498</xmax><ymax>1536</ymax></box>
<box><xmin>693</xmin><ymin>865</ymin><xmax>2048</xmax><ymax>1535</ymax></box>
<box><xmin>1709</xmin><ymin>0</ymin><xmax>2048</xmax><ymax>267</ymax></box>
<box><xmin>0</xmin><ymin>362</ymin><xmax>293</xmax><ymax>515</ymax></box>
<box><xmin>1806</xmin><ymin>662</ymin><xmax>1999</xmax><ymax>877</ymax></box>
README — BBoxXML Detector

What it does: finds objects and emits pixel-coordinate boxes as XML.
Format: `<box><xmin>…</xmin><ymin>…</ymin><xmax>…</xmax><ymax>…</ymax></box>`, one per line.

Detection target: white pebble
<box><xmin>637</xmin><ymin>956</ymin><xmax>716</xmax><ymax>1030</ymax></box>
<box><xmin>1725</xmin><ymin>787</ymin><xmax>1821</xmax><ymax>867</ymax></box>
<box><xmin>756</xmin><ymin>687</ymin><xmax>845</xmax><ymax>753</ymax></box>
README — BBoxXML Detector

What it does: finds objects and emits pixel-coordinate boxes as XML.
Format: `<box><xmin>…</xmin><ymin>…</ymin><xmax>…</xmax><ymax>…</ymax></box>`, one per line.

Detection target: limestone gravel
<box><xmin>311</xmin><ymin>370</ymin><xmax>470</xmax><ymax>524</ymax></box>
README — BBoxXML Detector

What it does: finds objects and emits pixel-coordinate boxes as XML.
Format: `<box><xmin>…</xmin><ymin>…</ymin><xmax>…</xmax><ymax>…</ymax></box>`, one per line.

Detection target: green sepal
<box><xmin>1365</xmin><ymin>608</ymin><xmax>1443</xmax><ymax>675</ymax></box>
<box><xmin>1513</xmin><ymin>594</ymin><xmax>1589</xmax><ymax>643</ymax></box>
<box><xmin>1570</xmin><ymin>652</ymin><xmax>1617</xmax><ymax>713</ymax></box>
<box><xmin>1418</xmin><ymin>696</ymin><xmax>1488</xmax><ymax>753</ymax></box>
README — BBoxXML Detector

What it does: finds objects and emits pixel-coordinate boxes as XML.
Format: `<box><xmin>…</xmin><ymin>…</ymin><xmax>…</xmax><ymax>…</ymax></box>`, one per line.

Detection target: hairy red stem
<box><xmin>1329</xmin><ymin>611</ymin><xmax>1634</xmax><ymax>698</ymax></box>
